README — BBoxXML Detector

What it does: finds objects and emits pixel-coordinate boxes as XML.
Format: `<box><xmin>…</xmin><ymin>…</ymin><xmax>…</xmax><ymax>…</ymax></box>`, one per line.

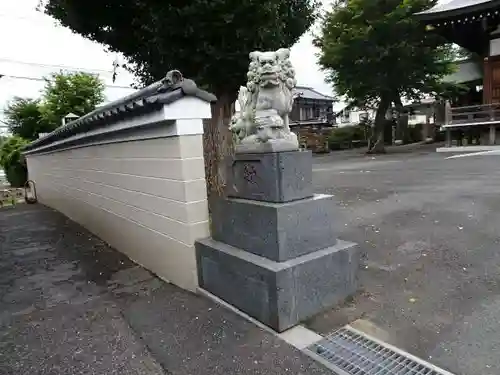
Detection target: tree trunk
<box><xmin>393</xmin><ymin>96</ymin><xmax>408</xmax><ymax>144</ymax></box>
<box><xmin>203</xmin><ymin>93</ymin><xmax>235</xmax><ymax>202</ymax></box>
<box><xmin>367</xmin><ymin>97</ymin><xmax>390</xmax><ymax>154</ymax></box>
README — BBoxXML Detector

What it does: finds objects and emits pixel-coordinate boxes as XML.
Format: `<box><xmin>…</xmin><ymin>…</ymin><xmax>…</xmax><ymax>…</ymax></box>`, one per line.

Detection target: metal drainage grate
<box><xmin>308</xmin><ymin>326</ymin><xmax>454</xmax><ymax>375</ymax></box>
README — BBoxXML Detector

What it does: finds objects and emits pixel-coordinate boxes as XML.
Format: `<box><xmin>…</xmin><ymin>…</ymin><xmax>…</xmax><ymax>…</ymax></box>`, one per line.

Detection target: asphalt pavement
<box><xmin>309</xmin><ymin>146</ymin><xmax>500</xmax><ymax>375</ymax></box>
<box><xmin>0</xmin><ymin>204</ymin><xmax>334</xmax><ymax>375</ymax></box>
<box><xmin>2</xmin><ymin>144</ymin><xmax>500</xmax><ymax>375</ymax></box>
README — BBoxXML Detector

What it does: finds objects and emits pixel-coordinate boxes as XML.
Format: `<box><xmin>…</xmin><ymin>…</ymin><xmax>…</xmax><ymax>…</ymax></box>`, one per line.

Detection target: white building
<box><xmin>335</xmin><ymin>104</ymin><xmax>430</xmax><ymax>128</ymax></box>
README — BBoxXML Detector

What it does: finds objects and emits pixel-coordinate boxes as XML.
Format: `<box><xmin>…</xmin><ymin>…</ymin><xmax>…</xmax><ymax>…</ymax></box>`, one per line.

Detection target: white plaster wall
<box><xmin>26</xmin><ymin>133</ymin><xmax>209</xmax><ymax>291</ymax></box>
<box><xmin>337</xmin><ymin>109</ymin><xmax>375</xmax><ymax>127</ymax></box>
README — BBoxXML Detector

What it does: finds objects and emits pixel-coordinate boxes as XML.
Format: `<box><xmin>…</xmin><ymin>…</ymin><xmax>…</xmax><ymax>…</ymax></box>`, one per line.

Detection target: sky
<box><xmin>0</xmin><ymin>0</ymin><xmax>453</xmax><ymax>136</ymax></box>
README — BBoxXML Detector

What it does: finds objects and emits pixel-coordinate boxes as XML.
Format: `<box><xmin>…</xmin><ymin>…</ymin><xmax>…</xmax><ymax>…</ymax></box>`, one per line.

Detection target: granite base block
<box><xmin>196</xmin><ymin>238</ymin><xmax>358</xmax><ymax>332</ymax></box>
<box><xmin>227</xmin><ymin>150</ymin><xmax>313</xmax><ymax>203</ymax></box>
<box><xmin>212</xmin><ymin>194</ymin><xmax>338</xmax><ymax>262</ymax></box>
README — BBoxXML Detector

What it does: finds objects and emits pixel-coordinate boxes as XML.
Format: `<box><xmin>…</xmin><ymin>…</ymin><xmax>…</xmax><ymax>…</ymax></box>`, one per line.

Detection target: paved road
<box><xmin>0</xmin><ymin>205</ymin><xmax>334</xmax><ymax>375</ymax></box>
<box><xmin>2</xmin><ymin>144</ymin><xmax>499</xmax><ymax>375</ymax></box>
<box><xmin>308</xmin><ymin>148</ymin><xmax>500</xmax><ymax>375</ymax></box>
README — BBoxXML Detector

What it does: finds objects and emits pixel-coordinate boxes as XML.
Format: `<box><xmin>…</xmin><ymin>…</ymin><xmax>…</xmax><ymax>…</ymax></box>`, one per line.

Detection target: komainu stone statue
<box><xmin>230</xmin><ymin>48</ymin><xmax>299</xmax><ymax>153</ymax></box>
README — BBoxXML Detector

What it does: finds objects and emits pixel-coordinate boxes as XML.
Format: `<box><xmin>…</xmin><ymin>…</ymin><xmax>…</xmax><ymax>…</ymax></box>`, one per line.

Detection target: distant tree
<box><xmin>41</xmin><ymin>0</ymin><xmax>318</xmax><ymax>195</ymax></box>
<box><xmin>0</xmin><ymin>136</ymin><xmax>29</xmax><ymax>187</ymax></box>
<box><xmin>314</xmin><ymin>0</ymin><xmax>456</xmax><ymax>153</ymax></box>
<box><xmin>40</xmin><ymin>72</ymin><xmax>105</xmax><ymax>127</ymax></box>
<box><xmin>5</xmin><ymin>72</ymin><xmax>105</xmax><ymax>141</ymax></box>
<box><xmin>4</xmin><ymin>98</ymin><xmax>48</xmax><ymax>141</ymax></box>
<box><xmin>453</xmin><ymin>45</ymin><xmax>474</xmax><ymax>61</ymax></box>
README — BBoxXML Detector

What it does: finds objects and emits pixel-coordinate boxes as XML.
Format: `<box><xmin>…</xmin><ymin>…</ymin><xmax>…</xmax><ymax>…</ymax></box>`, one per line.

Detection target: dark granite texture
<box><xmin>211</xmin><ymin>194</ymin><xmax>338</xmax><ymax>261</ymax></box>
<box><xmin>196</xmin><ymin>237</ymin><xmax>358</xmax><ymax>332</ymax></box>
<box><xmin>227</xmin><ymin>150</ymin><xmax>313</xmax><ymax>203</ymax></box>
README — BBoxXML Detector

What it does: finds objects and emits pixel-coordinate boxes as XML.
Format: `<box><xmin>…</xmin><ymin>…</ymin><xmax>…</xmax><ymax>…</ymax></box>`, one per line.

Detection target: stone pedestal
<box><xmin>196</xmin><ymin>150</ymin><xmax>358</xmax><ymax>332</ymax></box>
<box><xmin>211</xmin><ymin>194</ymin><xmax>338</xmax><ymax>261</ymax></box>
<box><xmin>227</xmin><ymin>151</ymin><xmax>313</xmax><ymax>202</ymax></box>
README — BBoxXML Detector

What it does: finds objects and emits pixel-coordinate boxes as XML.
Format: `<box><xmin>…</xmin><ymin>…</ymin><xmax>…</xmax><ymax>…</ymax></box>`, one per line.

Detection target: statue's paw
<box><xmin>240</xmin><ymin>135</ymin><xmax>259</xmax><ymax>144</ymax></box>
<box><xmin>230</xmin><ymin>119</ymin><xmax>243</xmax><ymax>131</ymax></box>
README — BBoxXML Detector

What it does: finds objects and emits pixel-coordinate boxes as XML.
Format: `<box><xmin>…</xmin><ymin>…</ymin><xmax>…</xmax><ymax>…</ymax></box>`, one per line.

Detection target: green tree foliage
<box><xmin>452</xmin><ymin>45</ymin><xmax>476</xmax><ymax>61</ymax></box>
<box><xmin>314</xmin><ymin>0</ymin><xmax>456</xmax><ymax>153</ymax></box>
<box><xmin>0</xmin><ymin>136</ymin><xmax>29</xmax><ymax>187</ymax></box>
<box><xmin>40</xmin><ymin>72</ymin><xmax>105</xmax><ymax>127</ymax></box>
<box><xmin>43</xmin><ymin>1</ymin><xmax>316</xmax><ymax>97</ymax></box>
<box><xmin>5</xmin><ymin>72</ymin><xmax>105</xmax><ymax>141</ymax></box>
<box><xmin>42</xmin><ymin>0</ymin><xmax>317</xmax><ymax>194</ymax></box>
<box><xmin>4</xmin><ymin>98</ymin><xmax>47</xmax><ymax>140</ymax></box>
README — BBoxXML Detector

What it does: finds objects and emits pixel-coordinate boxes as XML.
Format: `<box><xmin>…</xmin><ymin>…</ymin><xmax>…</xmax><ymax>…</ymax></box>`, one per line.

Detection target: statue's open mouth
<box><xmin>261</xmin><ymin>72</ymin><xmax>278</xmax><ymax>80</ymax></box>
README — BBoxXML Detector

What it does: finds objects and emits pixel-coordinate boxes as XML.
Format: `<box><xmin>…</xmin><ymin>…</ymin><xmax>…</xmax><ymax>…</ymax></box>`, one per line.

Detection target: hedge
<box><xmin>0</xmin><ymin>136</ymin><xmax>28</xmax><ymax>188</ymax></box>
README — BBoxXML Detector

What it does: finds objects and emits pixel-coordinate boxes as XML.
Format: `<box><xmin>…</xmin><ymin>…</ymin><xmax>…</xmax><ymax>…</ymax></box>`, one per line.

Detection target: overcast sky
<box><xmin>0</xmin><ymin>0</ymin><xmax>452</xmax><ymax>135</ymax></box>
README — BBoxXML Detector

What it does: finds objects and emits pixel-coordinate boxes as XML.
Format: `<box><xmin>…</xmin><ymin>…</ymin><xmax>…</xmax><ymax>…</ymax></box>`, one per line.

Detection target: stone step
<box><xmin>211</xmin><ymin>194</ymin><xmax>338</xmax><ymax>262</ymax></box>
<box><xmin>196</xmin><ymin>237</ymin><xmax>358</xmax><ymax>332</ymax></box>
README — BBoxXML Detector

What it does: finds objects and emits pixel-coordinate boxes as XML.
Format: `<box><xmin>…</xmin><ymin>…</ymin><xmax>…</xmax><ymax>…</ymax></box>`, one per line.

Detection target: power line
<box><xmin>0</xmin><ymin>12</ymin><xmax>45</xmax><ymax>22</ymax></box>
<box><xmin>0</xmin><ymin>74</ymin><xmax>134</xmax><ymax>89</ymax></box>
<box><xmin>0</xmin><ymin>57</ymin><xmax>115</xmax><ymax>75</ymax></box>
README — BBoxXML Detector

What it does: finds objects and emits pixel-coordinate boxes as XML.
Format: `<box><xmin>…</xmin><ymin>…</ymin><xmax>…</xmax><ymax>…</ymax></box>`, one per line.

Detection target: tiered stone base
<box><xmin>196</xmin><ymin>150</ymin><xmax>358</xmax><ymax>332</ymax></box>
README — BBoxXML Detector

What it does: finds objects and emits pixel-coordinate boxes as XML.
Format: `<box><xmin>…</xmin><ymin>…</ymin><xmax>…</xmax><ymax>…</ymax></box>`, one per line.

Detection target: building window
<box><xmin>358</xmin><ymin>112</ymin><xmax>368</xmax><ymax>122</ymax></box>
<box><xmin>307</xmin><ymin>107</ymin><xmax>314</xmax><ymax>120</ymax></box>
<box><xmin>299</xmin><ymin>107</ymin><xmax>306</xmax><ymax>121</ymax></box>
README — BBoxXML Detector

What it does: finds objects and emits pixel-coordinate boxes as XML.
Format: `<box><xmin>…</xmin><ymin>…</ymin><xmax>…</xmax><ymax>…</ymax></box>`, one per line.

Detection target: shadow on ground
<box><xmin>0</xmin><ymin>204</ymin><xmax>333</xmax><ymax>375</ymax></box>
